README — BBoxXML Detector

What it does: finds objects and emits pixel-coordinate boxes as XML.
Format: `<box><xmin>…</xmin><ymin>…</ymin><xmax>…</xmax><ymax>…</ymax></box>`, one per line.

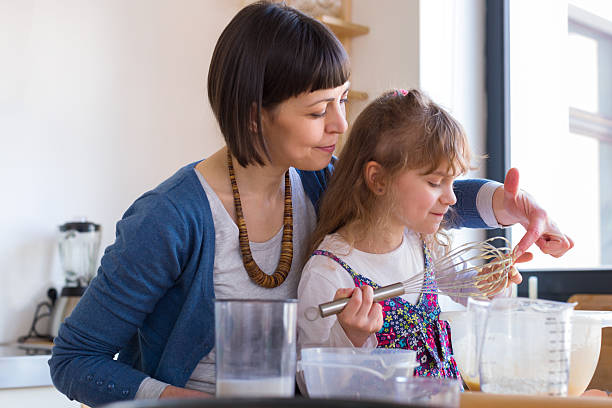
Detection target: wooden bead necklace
<box><xmin>227</xmin><ymin>151</ymin><xmax>293</xmax><ymax>288</ymax></box>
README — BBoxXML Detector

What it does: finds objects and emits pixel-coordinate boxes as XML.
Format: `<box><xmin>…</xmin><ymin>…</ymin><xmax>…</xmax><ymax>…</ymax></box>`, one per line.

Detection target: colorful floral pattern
<box><xmin>312</xmin><ymin>242</ymin><xmax>460</xmax><ymax>380</ymax></box>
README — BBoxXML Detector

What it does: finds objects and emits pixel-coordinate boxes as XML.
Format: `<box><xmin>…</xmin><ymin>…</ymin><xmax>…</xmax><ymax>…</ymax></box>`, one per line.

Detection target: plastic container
<box><xmin>391</xmin><ymin>376</ymin><xmax>461</xmax><ymax>406</ymax></box>
<box><xmin>300</xmin><ymin>348</ymin><xmax>419</xmax><ymax>399</ymax></box>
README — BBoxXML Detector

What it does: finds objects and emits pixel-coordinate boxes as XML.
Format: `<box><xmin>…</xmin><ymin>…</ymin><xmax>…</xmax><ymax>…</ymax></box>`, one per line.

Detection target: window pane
<box><xmin>568</xmin><ymin>31</ymin><xmax>598</xmax><ymax>113</ymax></box>
<box><xmin>509</xmin><ymin>0</ymin><xmax>612</xmax><ymax>269</ymax></box>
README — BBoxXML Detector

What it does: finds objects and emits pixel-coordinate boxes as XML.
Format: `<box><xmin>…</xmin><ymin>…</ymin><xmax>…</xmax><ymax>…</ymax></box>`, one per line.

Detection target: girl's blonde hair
<box><xmin>310</xmin><ymin>89</ymin><xmax>473</xmax><ymax>254</ymax></box>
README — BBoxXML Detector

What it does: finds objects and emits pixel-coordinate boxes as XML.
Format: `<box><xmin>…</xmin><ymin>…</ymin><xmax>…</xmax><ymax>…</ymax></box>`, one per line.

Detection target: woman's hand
<box><xmin>160</xmin><ymin>385</ymin><xmax>212</xmax><ymax>399</ymax></box>
<box><xmin>492</xmin><ymin>168</ymin><xmax>574</xmax><ymax>259</ymax></box>
<box><xmin>335</xmin><ymin>286</ymin><xmax>383</xmax><ymax>347</ymax></box>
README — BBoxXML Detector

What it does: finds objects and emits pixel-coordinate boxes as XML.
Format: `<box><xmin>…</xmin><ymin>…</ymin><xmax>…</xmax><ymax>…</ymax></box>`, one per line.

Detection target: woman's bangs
<box><xmin>307</xmin><ymin>39</ymin><xmax>350</xmax><ymax>91</ymax></box>
<box><xmin>288</xmin><ymin>17</ymin><xmax>350</xmax><ymax>93</ymax></box>
<box><xmin>262</xmin><ymin>17</ymin><xmax>350</xmax><ymax>106</ymax></box>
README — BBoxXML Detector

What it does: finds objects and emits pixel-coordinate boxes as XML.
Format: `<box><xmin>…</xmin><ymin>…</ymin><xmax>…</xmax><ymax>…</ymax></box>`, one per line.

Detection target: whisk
<box><xmin>313</xmin><ymin>236</ymin><xmax>515</xmax><ymax>319</ymax></box>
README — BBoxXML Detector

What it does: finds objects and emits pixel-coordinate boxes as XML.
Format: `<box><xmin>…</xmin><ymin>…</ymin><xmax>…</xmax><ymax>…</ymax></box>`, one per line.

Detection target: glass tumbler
<box><xmin>215</xmin><ymin>299</ymin><xmax>298</xmax><ymax>398</ymax></box>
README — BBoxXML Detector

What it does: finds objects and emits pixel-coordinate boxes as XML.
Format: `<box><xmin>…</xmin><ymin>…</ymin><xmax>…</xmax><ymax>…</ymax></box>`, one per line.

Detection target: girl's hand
<box><xmin>478</xmin><ymin>249</ymin><xmax>533</xmax><ymax>297</ymax></box>
<box><xmin>335</xmin><ymin>286</ymin><xmax>383</xmax><ymax>347</ymax></box>
<box><xmin>492</xmin><ymin>168</ymin><xmax>574</xmax><ymax>259</ymax></box>
<box><xmin>478</xmin><ymin>263</ymin><xmax>523</xmax><ymax>297</ymax></box>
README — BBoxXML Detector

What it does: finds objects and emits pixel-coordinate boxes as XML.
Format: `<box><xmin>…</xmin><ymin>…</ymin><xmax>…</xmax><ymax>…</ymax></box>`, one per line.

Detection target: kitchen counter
<box><xmin>96</xmin><ymin>394</ymin><xmax>612</xmax><ymax>408</ymax></box>
<box><xmin>460</xmin><ymin>391</ymin><xmax>612</xmax><ymax>407</ymax></box>
<box><xmin>0</xmin><ymin>343</ymin><xmax>53</xmax><ymax>389</ymax></box>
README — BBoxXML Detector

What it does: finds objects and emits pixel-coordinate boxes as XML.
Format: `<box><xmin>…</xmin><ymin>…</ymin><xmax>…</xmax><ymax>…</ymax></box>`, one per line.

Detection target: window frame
<box><xmin>485</xmin><ymin>0</ymin><xmax>511</xmax><ymax>245</ymax></box>
<box><xmin>568</xmin><ymin>7</ymin><xmax>612</xmax><ymax>143</ymax></box>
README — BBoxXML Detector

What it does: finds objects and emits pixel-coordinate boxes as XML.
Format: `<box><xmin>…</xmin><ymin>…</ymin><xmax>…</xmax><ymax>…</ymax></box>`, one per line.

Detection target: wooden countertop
<box><xmin>461</xmin><ymin>392</ymin><xmax>612</xmax><ymax>407</ymax></box>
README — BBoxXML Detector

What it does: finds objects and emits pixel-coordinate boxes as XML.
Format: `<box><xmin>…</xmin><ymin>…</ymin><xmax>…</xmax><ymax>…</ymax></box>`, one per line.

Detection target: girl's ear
<box><xmin>364</xmin><ymin>161</ymin><xmax>386</xmax><ymax>195</ymax></box>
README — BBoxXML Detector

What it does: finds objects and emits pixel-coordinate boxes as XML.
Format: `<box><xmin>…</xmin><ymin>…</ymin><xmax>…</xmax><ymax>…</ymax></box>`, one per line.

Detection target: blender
<box><xmin>49</xmin><ymin>219</ymin><xmax>101</xmax><ymax>338</ymax></box>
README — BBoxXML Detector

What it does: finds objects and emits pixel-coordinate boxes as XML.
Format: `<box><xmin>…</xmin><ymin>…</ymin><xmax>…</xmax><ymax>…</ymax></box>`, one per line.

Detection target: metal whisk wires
<box><xmin>314</xmin><ymin>236</ymin><xmax>515</xmax><ymax>319</ymax></box>
<box><xmin>403</xmin><ymin>236</ymin><xmax>514</xmax><ymax>299</ymax></box>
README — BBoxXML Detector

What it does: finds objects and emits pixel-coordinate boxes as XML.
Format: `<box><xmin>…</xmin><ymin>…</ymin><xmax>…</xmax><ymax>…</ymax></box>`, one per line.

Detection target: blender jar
<box><xmin>58</xmin><ymin>220</ymin><xmax>101</xmax><ymax>287</ymax></box>
<box><xmin>479</xmin><ymin>298</ymin><xmax>576</xmax><ymax>396</ymax></box>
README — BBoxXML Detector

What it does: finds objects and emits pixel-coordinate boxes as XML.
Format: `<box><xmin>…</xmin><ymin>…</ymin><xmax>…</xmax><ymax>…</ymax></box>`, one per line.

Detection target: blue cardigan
<box><xmin>49</xmin><ymin>161</ymin><xmax>489</xmax><ymax>406</ymax></box>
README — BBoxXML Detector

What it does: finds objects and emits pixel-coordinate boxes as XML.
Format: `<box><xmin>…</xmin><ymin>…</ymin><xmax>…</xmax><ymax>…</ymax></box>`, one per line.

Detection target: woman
<box><xmin>49</xmin><ymin>2</ymin><xmax>572</xmax><ymax>406</ymax></box>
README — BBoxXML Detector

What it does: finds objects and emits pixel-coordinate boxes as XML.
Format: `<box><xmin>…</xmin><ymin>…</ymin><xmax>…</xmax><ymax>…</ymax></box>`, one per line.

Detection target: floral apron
<box><xmin>312</xmin><ymin>242</ymin><xmax>460</xmax><ymax>379</ymax></box>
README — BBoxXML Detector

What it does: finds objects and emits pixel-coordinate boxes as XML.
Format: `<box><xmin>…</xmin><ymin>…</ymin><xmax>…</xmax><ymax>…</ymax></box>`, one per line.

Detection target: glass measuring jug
<box><xmin>479</xmin><ymin>298</ymin><xmax>576</xmax><ymax>396</ymax></box>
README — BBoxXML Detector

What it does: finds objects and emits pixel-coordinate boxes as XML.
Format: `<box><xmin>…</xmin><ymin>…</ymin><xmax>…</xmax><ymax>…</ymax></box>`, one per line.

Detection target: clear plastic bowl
<box><xmin>391</xmin><ymin>376</ymin><xmax>461</xmax><ymax>406</ymax></box>
<box><xmin>300</xmin><ymin>348</ymin><xmax>424</xmax><ymax>400</ymax></box>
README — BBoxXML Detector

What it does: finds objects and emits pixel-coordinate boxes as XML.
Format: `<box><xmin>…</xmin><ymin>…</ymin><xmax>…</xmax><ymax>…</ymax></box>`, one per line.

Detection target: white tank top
<box><xmin>186</xmin><ymin>167</ymin><xmax>316</xmax><ymax>394</ymax></box>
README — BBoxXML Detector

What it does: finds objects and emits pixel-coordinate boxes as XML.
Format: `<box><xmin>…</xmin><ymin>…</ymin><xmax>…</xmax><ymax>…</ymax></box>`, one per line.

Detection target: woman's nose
<box><xmin>325</xmin><ymin>102</ymin><xmax>348</xmax><ymax>134</ymax></box>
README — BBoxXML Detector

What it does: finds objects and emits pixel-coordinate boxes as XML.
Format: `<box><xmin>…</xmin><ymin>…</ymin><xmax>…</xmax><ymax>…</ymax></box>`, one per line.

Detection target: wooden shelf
<box><xmin>316</xmin><ymin>15</ymin><xmax>369</xmax><ymax>38</ymax></box>
<box><xmin>348</xmin><ymin>90</ymin><xmax>368</xmax><ymax>101</ymax></box>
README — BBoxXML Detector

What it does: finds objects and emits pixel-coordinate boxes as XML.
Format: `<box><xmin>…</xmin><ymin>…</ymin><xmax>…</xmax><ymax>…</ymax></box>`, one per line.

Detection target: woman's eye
<box><xmin>340</xmin><ymin>98</ymin><xmax>348</xmax><ymax>104</ymax></box>
<box><xmin>428</xmin><ymin>181</ymin><xmax>441</xmax><ymax>187</ymax></box>
<box><xmin>310</xmin><ymin>111</ymin><xmax>327</xmax><ymax>118</ymax></box>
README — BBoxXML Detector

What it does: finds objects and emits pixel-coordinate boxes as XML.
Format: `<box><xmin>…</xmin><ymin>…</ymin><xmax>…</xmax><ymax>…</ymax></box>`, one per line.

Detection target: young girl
<box><xmin>297</xmin><ymin>89</ymin><xmax>521</xmax><ymax>379</ymax></box>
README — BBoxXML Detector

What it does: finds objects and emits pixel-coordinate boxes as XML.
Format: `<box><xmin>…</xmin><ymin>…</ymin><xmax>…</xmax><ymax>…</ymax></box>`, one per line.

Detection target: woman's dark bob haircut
<box><xmin>207</xmin><ymin>1</ymin><xmax>350</xmax><ymax>167</ymax></box>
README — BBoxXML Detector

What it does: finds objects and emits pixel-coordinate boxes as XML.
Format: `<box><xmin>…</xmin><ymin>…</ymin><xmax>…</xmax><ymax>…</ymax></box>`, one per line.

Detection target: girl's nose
<box><xmin>325</xmin><ymin>101</ymin><xmax>348</xmax><ymax>134</ymax></box>
<box><xmin>442</xmin><ymin>185</ymin><xmax>457</xmax><ymax>206</ymax></box>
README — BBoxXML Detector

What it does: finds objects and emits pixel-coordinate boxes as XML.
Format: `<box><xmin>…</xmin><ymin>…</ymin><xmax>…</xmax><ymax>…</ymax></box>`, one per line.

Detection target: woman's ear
<box><xmin>250</xmin><ymin>103</ymin><xmax>260</xmax><ymax>134</ymax></box>
<box><xmin>364</xmin><ymin>161</ymin><xmax>386</xmax><ymax>195</ymax></box>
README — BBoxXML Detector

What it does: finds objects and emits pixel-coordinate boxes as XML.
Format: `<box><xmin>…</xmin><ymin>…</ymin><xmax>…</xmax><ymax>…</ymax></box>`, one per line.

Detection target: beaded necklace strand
<box><xmin>227</xmin><ymin>151</ymin><xmax>293</xmax><ymax>288</ymax></box>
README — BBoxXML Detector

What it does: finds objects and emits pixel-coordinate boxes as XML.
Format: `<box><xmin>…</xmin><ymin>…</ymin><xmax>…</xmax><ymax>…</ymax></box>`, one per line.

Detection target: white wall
<box><xmin>351</xmin><ymin>0</ymin><xmax>487</xmax><ymax>247</ymax></box>
<box><xmin>420</xmin><ymin>0</ymin><xmax>488</xmax><ymax>247</ymax></box>
<box><xmin>0</xmin><ymin>0</ymin><xmax>241</xmax><ymax>343</ymax></box>
<box><xmin>350</xmin><ymin>0</ymin><xmax>420</xmax><ymax>122</ymax></box>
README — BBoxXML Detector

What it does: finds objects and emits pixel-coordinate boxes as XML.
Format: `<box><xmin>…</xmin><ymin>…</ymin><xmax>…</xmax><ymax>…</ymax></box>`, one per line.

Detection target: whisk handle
<box><xmin>319</xmin><ymin>282</ymin><xmax>405</xmax><ymax>318</ymax></box>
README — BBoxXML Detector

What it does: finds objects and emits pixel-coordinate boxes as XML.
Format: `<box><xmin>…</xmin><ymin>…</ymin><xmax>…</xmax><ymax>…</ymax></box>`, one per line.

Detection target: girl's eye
<box><xmin>340</xmin><ymin>98</ymin><xmax>348</xmax><ymax>104</ymax></box>
<box><xmin>428</xmin><ymin>182</ymin><xmax>441</xmax><ymax>187</ymax></box>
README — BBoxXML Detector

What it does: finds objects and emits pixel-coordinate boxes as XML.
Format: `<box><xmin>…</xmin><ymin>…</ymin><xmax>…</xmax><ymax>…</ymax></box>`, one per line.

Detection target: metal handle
<box><xmin>318</xmin><ymin>282</ymin><xmax>405</xmax><ymax>318</ymax></box>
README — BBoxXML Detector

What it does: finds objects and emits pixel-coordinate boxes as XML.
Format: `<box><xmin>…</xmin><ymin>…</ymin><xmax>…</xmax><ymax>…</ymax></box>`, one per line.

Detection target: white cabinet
<box><xmin>0</xmin><ymin>345</ymin><xmax>80</xmax><ymax>406</ymax></box>
<box><xmin>0</xmin><ymin>386</ymin><xmax>81</xmax><ymax>407</ymax></box>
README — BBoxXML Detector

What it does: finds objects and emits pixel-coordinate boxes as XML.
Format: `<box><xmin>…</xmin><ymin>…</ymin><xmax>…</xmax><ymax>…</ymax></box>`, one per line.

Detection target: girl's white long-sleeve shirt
<box><xmin>297</xmin><ymin>229</ymin><xmax>472</xmax><ymax>350</ymax></box>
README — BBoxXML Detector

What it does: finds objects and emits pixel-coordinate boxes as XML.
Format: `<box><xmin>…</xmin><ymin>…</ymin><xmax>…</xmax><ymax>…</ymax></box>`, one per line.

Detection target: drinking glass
<box><xmin>215</xmin><ymin>299</ymin><xmax>298</xmax><ymax>397</ymax></box>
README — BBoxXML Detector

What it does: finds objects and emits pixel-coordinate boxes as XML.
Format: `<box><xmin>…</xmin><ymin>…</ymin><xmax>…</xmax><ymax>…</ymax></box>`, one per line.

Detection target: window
<box><xmin>508</xmin><ymin>0</ymin><xmax>612</xmax><ymax>269</ymax></box>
